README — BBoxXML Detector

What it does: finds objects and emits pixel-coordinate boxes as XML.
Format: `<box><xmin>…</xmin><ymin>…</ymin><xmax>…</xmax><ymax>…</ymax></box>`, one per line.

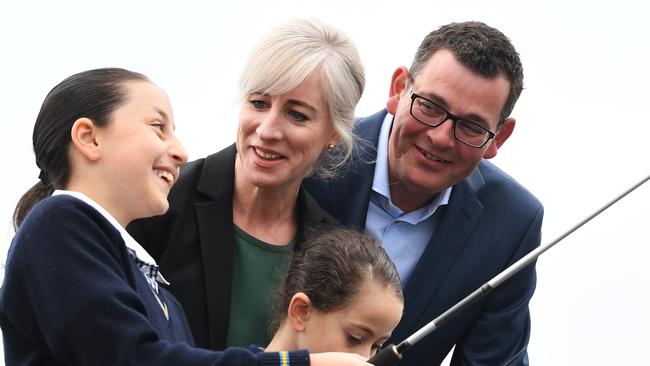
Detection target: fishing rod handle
<box><xmin>368</xmin><ymin>344</ymin><xmax>402</xmax><ymax>366</ymax></box>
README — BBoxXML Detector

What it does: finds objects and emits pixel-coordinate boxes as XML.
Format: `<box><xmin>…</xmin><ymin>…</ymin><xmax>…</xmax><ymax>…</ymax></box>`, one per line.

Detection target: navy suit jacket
<box><xmin>304</xmin><ymin>110</ymin><xmax>544</xmax><ymax>365</ymax></box>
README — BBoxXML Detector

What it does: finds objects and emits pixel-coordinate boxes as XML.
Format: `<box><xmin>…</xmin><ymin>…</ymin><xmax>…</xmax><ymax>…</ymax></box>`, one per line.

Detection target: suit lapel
<box><xmin>297</xmin><ymin>187</ymin><xmax>337</xmax><ymax>227</ymax></box>
<box><xmin>195</xmin><ymin>144</ymin><xmax>238</xmax><ymax>348</ymax></box>
<box><xmin>334</xmin><ymin>110</ymin><xmax>386</xmax><ymax>228</ymax></box>
<box><xmin>335</xmin><ymin>159</ymin><xmax>375</xmax><ymax>228</ymax></box>
<box><xmin>391</xmin><ymin>176</ymin><xmax>485</xmax><ymax>342</ymax></box>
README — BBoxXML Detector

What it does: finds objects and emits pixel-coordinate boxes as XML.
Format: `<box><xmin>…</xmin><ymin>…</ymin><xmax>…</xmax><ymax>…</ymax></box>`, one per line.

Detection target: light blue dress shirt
<box><xmin>364</xmin><ymin>113</ymin><xmax>451</xmax><ymax>286</ymax></box>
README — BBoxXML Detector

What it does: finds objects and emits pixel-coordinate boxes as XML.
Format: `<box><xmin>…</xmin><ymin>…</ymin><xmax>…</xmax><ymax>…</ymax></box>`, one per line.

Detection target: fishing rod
<box><xmin>369</xmin><ymin>174</ymin><xmax>650</xmax><ymax>366</ymax></box>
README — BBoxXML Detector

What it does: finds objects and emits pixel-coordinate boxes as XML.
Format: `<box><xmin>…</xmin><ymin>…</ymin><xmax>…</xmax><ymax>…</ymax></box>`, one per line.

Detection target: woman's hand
<box><xmin>310</xmin><ymin>352</ymin><xmax>371</xmax><ymax>366</ymax></box>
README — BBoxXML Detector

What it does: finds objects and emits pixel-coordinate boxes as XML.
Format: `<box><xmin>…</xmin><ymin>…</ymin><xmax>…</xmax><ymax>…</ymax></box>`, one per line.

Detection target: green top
<box><xmin>226</xmin><ymin>225</ymin><xmax>295</xmax><ymax>347</ymax></box>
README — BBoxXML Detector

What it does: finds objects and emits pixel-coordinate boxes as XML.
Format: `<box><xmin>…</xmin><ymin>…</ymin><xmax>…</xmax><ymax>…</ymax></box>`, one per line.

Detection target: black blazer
<box><xmin>128</xmin><ymin>143</ymin><xmax>338</xmax><ymax>350</ymax></box>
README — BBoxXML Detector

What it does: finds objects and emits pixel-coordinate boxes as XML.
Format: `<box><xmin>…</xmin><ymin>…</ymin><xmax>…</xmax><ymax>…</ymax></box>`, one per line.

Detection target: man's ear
<box><xmin>70</xmin><ymin>118</ymin><xmax>101</xmax><ymax>162</ymax></box>
<box><xmin>483</xmin><ymin>117</ymin><xmax>515</xmax><ymax>159</ymax></box>
<box><xmin>287</xmin><ymin>292</ymin><xmax>313</xmax><ymax>332</ymax></box>
<box><xmin>386</xmin><ymin>66</ymin><xmax>410</xmax><ymax>115</ymax></box>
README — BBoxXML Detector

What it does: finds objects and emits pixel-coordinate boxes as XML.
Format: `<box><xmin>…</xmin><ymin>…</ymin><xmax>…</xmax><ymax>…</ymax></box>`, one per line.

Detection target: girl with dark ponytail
<box><xmin>12</xmin><ymin>68</ymin><xmax>144</xmax><ymax>229</ymax></box>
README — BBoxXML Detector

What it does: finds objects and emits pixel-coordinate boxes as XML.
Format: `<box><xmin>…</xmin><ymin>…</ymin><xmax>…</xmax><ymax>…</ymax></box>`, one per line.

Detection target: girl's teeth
<box><xmin>156</xmin><ymin>170</ymin><xmax>173</xmax><ymax>183</ymax></box>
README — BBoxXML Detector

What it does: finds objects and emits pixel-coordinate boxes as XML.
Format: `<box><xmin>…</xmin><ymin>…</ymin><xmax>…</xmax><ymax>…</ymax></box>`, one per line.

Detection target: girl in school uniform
<box><xmin>0</xmin><ymin>67</ymin><xmax>371</xmax><ymax>366</ymax></box>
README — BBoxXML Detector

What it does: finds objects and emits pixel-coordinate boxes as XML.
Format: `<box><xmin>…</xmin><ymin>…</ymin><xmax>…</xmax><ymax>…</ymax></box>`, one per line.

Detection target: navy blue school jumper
<box><xmin>0</xmin><ymin>194</ymin><xmax>309</xmax><ymax>366</ymax></box>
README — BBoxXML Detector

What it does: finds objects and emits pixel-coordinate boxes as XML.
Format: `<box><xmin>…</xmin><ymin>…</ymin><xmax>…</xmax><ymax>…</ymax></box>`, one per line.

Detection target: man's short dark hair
<box><xmin>410</xmin><ymin>21</ymin><xmax>524</xmax><ymax>124</ymax></box>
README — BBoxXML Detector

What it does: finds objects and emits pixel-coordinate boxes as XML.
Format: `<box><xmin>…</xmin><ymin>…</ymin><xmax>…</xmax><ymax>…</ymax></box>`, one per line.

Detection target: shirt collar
<box><xmin>52</xmin><ymin>190</ymin><xmax>169</xmax><ymax>285</ymax></box>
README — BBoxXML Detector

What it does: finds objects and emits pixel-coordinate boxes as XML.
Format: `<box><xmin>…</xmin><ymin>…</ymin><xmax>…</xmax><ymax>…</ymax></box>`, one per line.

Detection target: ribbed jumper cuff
<box><xmin>257</xmin><ymin>349</ymin><xmax>310</xmax><ymax>366</ymax></box>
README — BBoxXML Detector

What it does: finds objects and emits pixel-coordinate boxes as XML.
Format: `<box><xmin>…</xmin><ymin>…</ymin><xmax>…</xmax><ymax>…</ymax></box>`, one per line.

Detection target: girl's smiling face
<box><xmin>91</xmin><ymin>80</ymin><xmax>187</xmax><ymax>225</ymax></box>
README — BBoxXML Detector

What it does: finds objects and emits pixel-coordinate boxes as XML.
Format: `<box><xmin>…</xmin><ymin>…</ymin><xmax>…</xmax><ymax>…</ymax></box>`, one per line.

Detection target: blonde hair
<box><xmin>239</xmin><ymin>18</ymin><xmax>365</xmax><ymax>178</ymax></box>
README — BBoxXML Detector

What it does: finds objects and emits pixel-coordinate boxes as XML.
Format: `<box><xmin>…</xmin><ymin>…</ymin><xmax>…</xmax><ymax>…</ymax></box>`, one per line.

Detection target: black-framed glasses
<box><xmin>409</xmin><ymin>92</ymin><xmax>496</xmax><ymax>148</ymax></box>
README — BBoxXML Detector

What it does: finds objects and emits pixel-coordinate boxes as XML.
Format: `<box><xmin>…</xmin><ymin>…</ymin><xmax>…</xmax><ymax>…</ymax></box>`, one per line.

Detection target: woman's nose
<box><xmin>256</xmin><ymin>109</ymin><xmax>284</xmax><ymax>141</ymax></box>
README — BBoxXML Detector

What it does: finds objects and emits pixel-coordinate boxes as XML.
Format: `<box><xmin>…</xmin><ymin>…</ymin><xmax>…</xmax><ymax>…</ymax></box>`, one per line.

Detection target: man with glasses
<box><xmin>305</xmin><ymin>21</ymin><xmax>543</xmax><ymax>365</ymax></box>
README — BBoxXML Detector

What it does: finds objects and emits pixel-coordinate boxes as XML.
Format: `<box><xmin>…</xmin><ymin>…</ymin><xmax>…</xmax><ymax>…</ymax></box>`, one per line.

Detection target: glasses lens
<box><xmin>412</xmin><ymin>96</ymin><xmax>446</xmax><ymax>125</ymax></box>
<box><xmin>455</xmin><ymin>120</ymin><xmax>489</xmax><ymax>147</ymax></box>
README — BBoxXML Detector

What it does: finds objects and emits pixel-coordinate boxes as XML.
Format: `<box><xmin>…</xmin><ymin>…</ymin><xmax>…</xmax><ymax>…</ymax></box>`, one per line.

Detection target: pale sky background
<box><xmin>1</xmin><ymin>0</ymin><xmax>649</xmax><ymax>365</ymax></box>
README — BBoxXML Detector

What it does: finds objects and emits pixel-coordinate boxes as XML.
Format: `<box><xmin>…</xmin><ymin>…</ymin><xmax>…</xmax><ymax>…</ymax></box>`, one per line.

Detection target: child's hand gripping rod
<box><xmin>369</xmin><ymin>174</ymin><xmax>650</xmax><ymax>366</ymax></box>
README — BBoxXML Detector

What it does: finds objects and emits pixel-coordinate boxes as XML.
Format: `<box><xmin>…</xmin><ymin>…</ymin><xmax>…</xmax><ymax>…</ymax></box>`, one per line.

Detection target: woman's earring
<box><xmin>327</xmin><ymin>143</ymin><xmax>334</xmax><ymax>152</ymax></box>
